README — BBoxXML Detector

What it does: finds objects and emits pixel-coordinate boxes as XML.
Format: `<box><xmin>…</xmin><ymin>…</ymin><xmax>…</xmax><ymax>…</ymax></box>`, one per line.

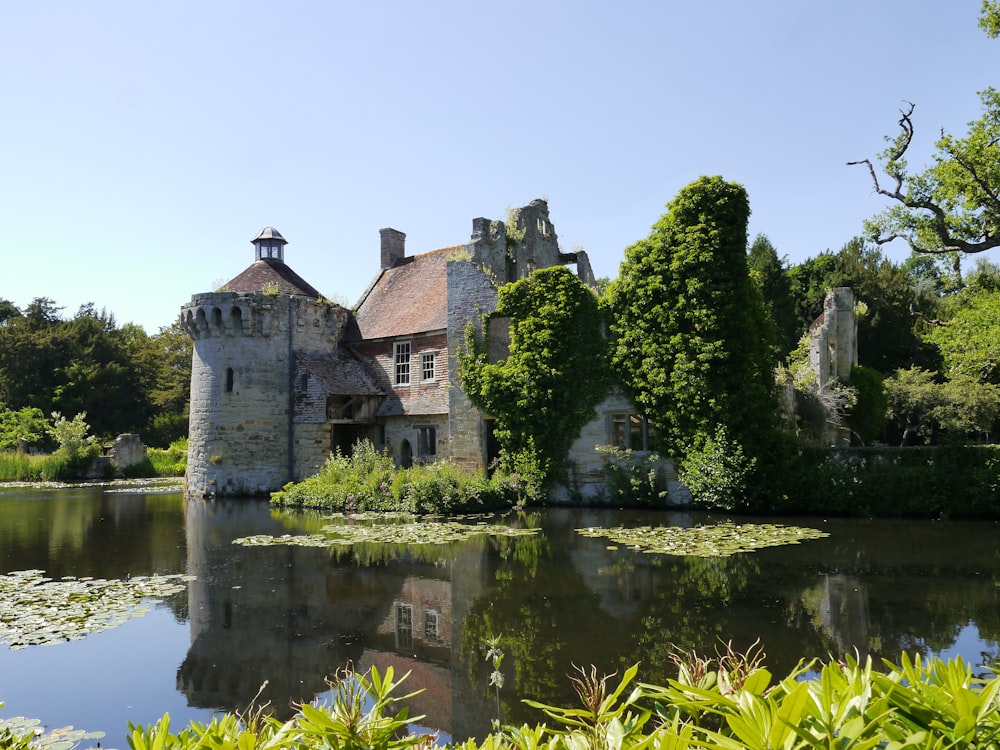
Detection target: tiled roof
<box><xmin>346</xmin><ymin>246</ymin><xmax>460</xmax><ymax>341</ymax></box>
<box><xmin>224</xmin><ymin>259</ymin><xmax>323</xmax><ymax>298</ymax></box>
<box><xmin>295</xmin><ymin>350</ymin><xmax>383</xmax><ymax>396</ymax></box>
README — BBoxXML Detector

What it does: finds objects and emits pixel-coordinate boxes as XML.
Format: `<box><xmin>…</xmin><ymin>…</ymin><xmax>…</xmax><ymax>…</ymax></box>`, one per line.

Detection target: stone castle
<box><xmin>180</xmin><ymin>199</ymin><xmax>640</xmax><ymax>498</ymax></box>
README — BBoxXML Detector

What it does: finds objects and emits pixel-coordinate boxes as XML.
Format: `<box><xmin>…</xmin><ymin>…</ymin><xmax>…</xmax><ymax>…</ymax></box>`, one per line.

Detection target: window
<box><xmin>424</xmin><ymin>610</ymin><xmax>438</xmax><ymax>641</ymax></box>
<box><xmin>421</xmin><ymin>352</ymin><xmax>435</xmax><ymax>382</ymax></box>
<box><xmin>225</xmin><ymin>367</ymin><xmax>234</xmax><ymax>393</ymax></box>
<box><xmin>609</xmin><ymin>413</ymin><xmax>654</xmax><ymax>451</ymax></box>
<box><xmin>416</xmin><ymin>425</ymin><xmax>436</xmax><ymax>460</ymax></box>
<box><xmin>395</xmin><ymin>604</ymin><xmax>413</xmax><ymax>651</ymax></box>
<box><xmin>394</xmin><ymin>341</ymin><xmax>411</xmax><ymax>385</ymax></box>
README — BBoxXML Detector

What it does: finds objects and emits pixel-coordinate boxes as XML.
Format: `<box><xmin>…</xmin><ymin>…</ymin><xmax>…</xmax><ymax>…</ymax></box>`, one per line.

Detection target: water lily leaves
<box><xmin>0</xmin><ymin>716</ymin><xmax>105</xmax><ymax>750</ymax></box>
<box><xmin>233</xmin><ymin>515</ymin><xmax>540</xmax><ymax>549</ymax></box>
<box><xmin>575</xmin><ymin>522</ymin><xmax>828</xmax><ymax>557</ymax></box>
<box><xmin>0</xmin><ymin>569</ymin><xmax>194</xmax><ymax>650</ymax></box>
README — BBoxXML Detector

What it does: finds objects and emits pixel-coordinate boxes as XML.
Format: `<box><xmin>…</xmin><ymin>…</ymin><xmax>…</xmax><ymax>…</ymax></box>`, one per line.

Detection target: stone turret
<box><xmin>180</xmin><ymin>230</ymin><xmax>350</xmax><ymax>497</ymax></box>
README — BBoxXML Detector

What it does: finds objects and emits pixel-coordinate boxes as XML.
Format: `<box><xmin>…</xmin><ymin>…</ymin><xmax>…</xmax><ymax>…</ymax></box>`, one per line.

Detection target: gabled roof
<box><xmin>224</xmin><ymin>258</ymin><xmax>323</xmax><ymax>298</ymax></box>
<box><xmin>346</xmin><ymin>246</ymin><xmax>461</xmax><ymax>341</ymax></box>
<box><xmin>295</xmin><ymin>350</ymin><xmax>383</xmax><ymax>396</ymax></box>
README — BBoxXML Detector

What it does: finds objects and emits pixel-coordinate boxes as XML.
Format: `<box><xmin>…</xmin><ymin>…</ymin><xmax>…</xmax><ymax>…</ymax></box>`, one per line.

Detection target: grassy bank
<box><xmin>0</xmin><ymin>438</ymin><xmax>187</xmax><ymax>482</ymax></box>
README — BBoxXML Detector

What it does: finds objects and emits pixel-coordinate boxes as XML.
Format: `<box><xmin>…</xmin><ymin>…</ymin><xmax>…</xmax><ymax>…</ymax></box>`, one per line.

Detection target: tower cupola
<box><xmin>252</xmin><ymin>227</ymin><xmax>287</xmax><ymax>262</ymax></box>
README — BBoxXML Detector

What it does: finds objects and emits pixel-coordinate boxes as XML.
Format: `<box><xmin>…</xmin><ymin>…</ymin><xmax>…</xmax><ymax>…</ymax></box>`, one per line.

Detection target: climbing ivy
<box><xmin>460</xmin><ymin>266</ymin><xmax>609</xmax><ymax>492</ymax></box>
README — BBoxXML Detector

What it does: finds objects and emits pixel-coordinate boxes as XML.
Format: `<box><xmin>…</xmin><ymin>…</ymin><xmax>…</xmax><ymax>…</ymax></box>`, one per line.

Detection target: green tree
<box><xmin>747</xmin><ymin>234</ymin><xmax>798</xmax><ymax>363</ymax></box>
<box><xmin>883</xmin><ymin>367</ymin><xmax>943</xmax><ymax>445</ymax></box>
<box><xmin>851</xmin><ymin>87</ymin><xmax>1000</xmax><ymax>259</ymax></box>
<box><xmin>605</xmin><ymin>176</ymin><xmax>775</xmax><ymax>477</ymax></box>
<box><xmin>460</xmin><ymin>266</ymin><xmax>609</xmax><ymax>490</ymax></box>
<box><xmin>980</xmin><ymin>0</ymin><xmax>1000</xmax><ymax>37</ymax></box>
<box><xmin>927</xmin><ymin>284</ymin><xmax>1000</xmax><ymax>384</ymax></box>
<box><xmin>787</xmin><ymin>239</ymin><xmax>932</xmax><ymax>373</ymax></box>
<box><xmin>0</xmin><ymin>405</ymin><xmax>50</xmax><ymax>452</ymax></box>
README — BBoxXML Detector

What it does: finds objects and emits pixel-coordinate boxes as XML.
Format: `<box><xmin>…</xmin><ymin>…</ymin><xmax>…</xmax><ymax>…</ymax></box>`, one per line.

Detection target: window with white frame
<box><xmin>394</xmin><ymin>341</ymin><xmax>411</xmax><ymax>385</ymax></box>
<box><xmin>421</xmin><ymin>352</ymin><xmax>435</xmax><ymax>382</ymax></box>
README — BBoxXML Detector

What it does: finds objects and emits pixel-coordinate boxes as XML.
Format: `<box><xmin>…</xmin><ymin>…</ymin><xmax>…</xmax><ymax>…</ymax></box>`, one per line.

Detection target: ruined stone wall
<box><xmin>445</xmin><ymin>259</ymin><xmax>500</xmax><ymax>472</ymax></box>
<box><xmin>809</xmin><ymin>287</ymin><xmax>857</xmax><ymax>388</ymax></box>
<box><xmin>181</xmin><ymin>291</ymin><xmax>348</xmax><ymax>496</ymax></box>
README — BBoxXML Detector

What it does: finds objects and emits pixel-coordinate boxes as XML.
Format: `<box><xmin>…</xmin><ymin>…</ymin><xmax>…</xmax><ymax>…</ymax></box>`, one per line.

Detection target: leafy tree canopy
<box><xmin>851</xmin><ymin>87</ymin><xmax>1000</xmax><ymax>258</ymax></box>
<box><xmin>747</xmin><ymin>234</ymin><xmax>798</xmax><ymax>363</ymax></box>
<box><xmin>927</xmin><ymin>284</ymin><xmax>1000</xmax><ymax>385</ymax></box>
<box><xmin>605</xmin><ymin>175</ymin><xmax>774</xmax><ymax>464</ymax></box>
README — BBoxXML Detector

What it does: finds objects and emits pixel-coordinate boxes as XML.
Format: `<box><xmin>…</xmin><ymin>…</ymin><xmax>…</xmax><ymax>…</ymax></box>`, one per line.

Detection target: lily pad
<box><xmin>233</xmin><ymin>517</ymin><xmax>539</xmax><ymax>549</ymax></box>
<box><xmin>575</xmin><ymin>522</ymin><xmax>828</xmax><ymax>557</ymax></box>
<box><xmin>0</xmin><ymin>569</ymin><xmax>195</xmax><ymax>650</ymax></box>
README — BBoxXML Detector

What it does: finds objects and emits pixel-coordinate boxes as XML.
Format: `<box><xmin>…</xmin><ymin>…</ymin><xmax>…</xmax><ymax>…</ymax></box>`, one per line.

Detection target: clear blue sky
<box><xmin>4</xmin><ymin>1</ymin><xmax>997</xmax><ymax>333</ymax></box>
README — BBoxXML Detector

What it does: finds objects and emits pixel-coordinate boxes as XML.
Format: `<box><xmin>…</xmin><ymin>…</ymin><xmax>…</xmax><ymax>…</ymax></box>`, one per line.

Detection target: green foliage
<box><xmin>598</xmin><ymin>446</ymin><xmax>669</xmax><ymax>507</ymax></box>
<box><xmin>769</xmin><ymin>443</ymin><xmax>1000</xmax><ymax>519</ymax></box>
<box><xmin>10</xmin><ymin>650</ymin><xmax>1000</xmax><ymax>750</ymax></box>
<box><xmin>146</xmin><ymin>438</ymin><xmax>188</xmax><ymax>477</ymax></box>
<box><xmin>981</xmin><ymin>0</ymin><xmax>1000</xmax><ymax>36</ymax></box>
<box><xmin>788</xmin><ymin>240</ymin><xmax>931</xmax><ymax>374</ymax></box>
<box><xmin>845</xmin><ymin>366</ymin><xmax>887</xmax><ymax>445</ymax></box>
<box><xmin>606</xmin><ymin>176</ymin><xmax>775</xmax><ymax>469</ymax></box>
<box><xmin>0</xmin><ymin>300</ymin><xmax>190</xmax><ymax>443</ymax></box>
<box><xmin>271</xmin><ymin>439</ymin><xmax>517</xmax><ymax>513</ymax></box>
<box><xmin>855</xmin><ymin>87</ymin><xmax>1000</xmax><ymax>259</ymax></box>
<box><xmin>678</xmin><ymin>425</ymin><xmax>758</xmax><ymax>510</ymax></box>
<box><xmin>747</xmin><ymin>234</ymin><xmax>798</xmax><ymax>363</ymax></box>
<box><xmin>928</xmin><ymin>285</ymin><xmax>1000</xmax><ymax>384</ymax></box>
<box><xmin>0</xmin><ymin>406</ymin><xmax>50</xmax><ymax>452</ymax></box>
<box><xmin>459</xmin><ymin>265</ymin><xmax>609</xmax><ymax>489</ymax></box>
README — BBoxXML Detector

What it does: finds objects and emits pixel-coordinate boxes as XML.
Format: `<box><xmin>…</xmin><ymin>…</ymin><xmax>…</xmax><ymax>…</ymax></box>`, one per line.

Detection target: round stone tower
<box><xmin>180</xmin><ymin>229</ymin><xmax>348</xmax><ymax>497</ymax></box>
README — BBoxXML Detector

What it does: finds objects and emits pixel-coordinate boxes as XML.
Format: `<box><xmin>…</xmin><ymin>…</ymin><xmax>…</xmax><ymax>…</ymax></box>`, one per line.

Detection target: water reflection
<box><xmin>0</xmin><ymin>488</ymin><xmax>998</xmax><ymax>745</ymax></box>
<box><xmin>180</xmin><ymin>499</ymin><xmax>496</xmax><ymax>739</ymax></box>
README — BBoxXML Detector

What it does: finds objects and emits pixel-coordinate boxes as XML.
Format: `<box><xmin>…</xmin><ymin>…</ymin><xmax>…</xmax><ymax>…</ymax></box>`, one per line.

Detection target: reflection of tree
<box><xmin>463</xmin><ymin>525</ymin><xmax>627</xmax><ymax>726</ymax></box>
<box><xmin>627</xmin><ymin>553</ymin><xmax>762</xmax><ymax>683</ymax></box>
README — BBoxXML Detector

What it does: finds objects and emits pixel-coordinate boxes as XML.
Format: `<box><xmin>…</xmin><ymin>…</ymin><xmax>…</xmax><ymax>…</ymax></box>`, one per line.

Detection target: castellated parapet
<box><xmin>181</xmin><ymin>291</ymin><xmax>349</xmax><ymax>497</ymax></box>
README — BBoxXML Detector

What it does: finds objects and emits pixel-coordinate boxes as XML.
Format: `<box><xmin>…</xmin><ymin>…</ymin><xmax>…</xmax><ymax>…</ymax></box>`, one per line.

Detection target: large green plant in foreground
<box><xmin>460</xmin><ymin>266</ymin><xmax>609</xmax><ymax>490</ymax></box>
<box><xmin>10</xmin><ymin>652</ymin><xmax>996</xmax><ymax>750</ymax></box>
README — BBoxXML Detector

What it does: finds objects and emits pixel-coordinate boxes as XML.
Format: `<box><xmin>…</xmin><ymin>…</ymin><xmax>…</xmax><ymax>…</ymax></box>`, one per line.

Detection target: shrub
<box><xmin>147</xmin><ymin>438</ymin><xmax>188</xmax><ymax>477</ymax></box>
<box><xmin>679</xmin><ymin>425</ymin><xmax>757</xmax><ymax>511</ymax></box>
<box><xmin>271</xmin><ymin>440</ymin><xmax>516</xmax><ymax>513</ymax></box>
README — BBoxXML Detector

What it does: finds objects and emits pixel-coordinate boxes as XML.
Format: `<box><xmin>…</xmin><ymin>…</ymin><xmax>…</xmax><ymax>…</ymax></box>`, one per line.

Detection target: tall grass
<box><xmin>0</xmin><ymin>449</ymin><xmax>89</xmax><ymax>482</ymax></box>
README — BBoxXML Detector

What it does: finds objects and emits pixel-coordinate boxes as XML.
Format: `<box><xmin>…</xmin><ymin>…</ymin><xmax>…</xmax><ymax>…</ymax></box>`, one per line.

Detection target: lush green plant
<box><xmin>146</xmin><ymin>438</ymin><xmax>188</xmax><ymax>477</ymax></box>
<box><xmin>845</xmin><ymin>365</ymin><xmax>887</xmax><ymax>445</ymax></box>
<box><xmin>678</xmin><ymin>426</ymin><xmax>757</xmax><ymax>511</ymax></box>
<box><xmin>272</xmin><ymin>440</ymin><xmax>516</xmax><ymax>513</ymax></box>
<box><xmin>0</xmin><ymin>406</ymin><xmax>50</xmax><ymax>452</ymax></box>
<box><xmin>460</xmin><ymin>266</ymin><xmax>610</xmax><ymax>491</ymax></box>
<box><xmin>605</xmin><ymin>176</ymin><xmax>776</xmax><ymax>470</ymax></box>
<box><xmin>598</xmin><ymin>446</ymin><xmax>669</xmax><ymax>507</ymax></box>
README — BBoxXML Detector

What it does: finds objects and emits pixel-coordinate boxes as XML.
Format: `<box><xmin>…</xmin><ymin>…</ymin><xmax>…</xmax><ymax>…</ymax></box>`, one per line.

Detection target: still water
<box><xmin>1</xmin><ymin>484</ymin><xmax>998</xmax><ymax>745</ymax></box>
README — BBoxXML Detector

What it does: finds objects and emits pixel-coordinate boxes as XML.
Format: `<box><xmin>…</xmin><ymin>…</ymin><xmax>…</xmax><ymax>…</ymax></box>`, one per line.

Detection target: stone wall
<box><xmin>182</xmin><ymin>291</ymin><xmax>349</xmax><ymax>496</ymax></box>
<box><xmin>445</xmin><ymin>259</ymin><xmax>500</xmax><ymax>472</ymax></box>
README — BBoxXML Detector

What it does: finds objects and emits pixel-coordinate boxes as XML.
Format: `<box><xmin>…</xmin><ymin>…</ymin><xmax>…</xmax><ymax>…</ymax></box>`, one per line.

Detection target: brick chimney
<box><xmin>380</xmin><ymin>228</ymin><xmax>406</xmax><ymax>269</ymax></box>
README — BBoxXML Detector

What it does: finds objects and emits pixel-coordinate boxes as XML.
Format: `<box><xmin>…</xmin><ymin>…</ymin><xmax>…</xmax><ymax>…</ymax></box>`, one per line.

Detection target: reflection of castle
<box><xmin>179</xmin><ymin>499</ymin><xmax>494</xmax><ymax>739</ymax></box>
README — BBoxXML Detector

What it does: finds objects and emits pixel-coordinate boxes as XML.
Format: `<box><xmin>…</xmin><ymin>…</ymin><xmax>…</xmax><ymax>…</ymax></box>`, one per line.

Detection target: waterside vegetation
<box><xmin>3</xmin><ymin>650</ymin><xmax>998</xmax><ymax>750</ymax></box>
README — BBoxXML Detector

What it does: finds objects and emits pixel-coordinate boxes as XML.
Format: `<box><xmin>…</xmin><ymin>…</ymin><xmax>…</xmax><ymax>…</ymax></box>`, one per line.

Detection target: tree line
<box><xmin>0</xmin><ymin>298</ymin><xmax>191</xmax><ymax>450</ymax></box>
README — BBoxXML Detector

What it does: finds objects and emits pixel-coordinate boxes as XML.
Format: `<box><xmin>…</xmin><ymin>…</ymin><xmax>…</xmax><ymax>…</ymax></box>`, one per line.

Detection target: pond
<box><xmin>1</xmin><ymin>484</ymin><xmax>998</xmax><ymax>746</ymax></box>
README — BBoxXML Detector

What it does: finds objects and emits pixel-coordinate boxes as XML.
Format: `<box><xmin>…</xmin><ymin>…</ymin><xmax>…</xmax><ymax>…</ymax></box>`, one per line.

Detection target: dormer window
<box><xmin>252</xmin><ymin>227</ymin><xmax>287</xmax><ymax>262</ymax></box>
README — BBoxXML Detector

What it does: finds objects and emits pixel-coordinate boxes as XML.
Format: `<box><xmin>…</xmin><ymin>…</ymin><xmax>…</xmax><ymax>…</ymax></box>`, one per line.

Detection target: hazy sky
<box><xmin>4</xmin><ymin>1</ymin><xmax>997</xmax><ymax>332</ymax></box>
